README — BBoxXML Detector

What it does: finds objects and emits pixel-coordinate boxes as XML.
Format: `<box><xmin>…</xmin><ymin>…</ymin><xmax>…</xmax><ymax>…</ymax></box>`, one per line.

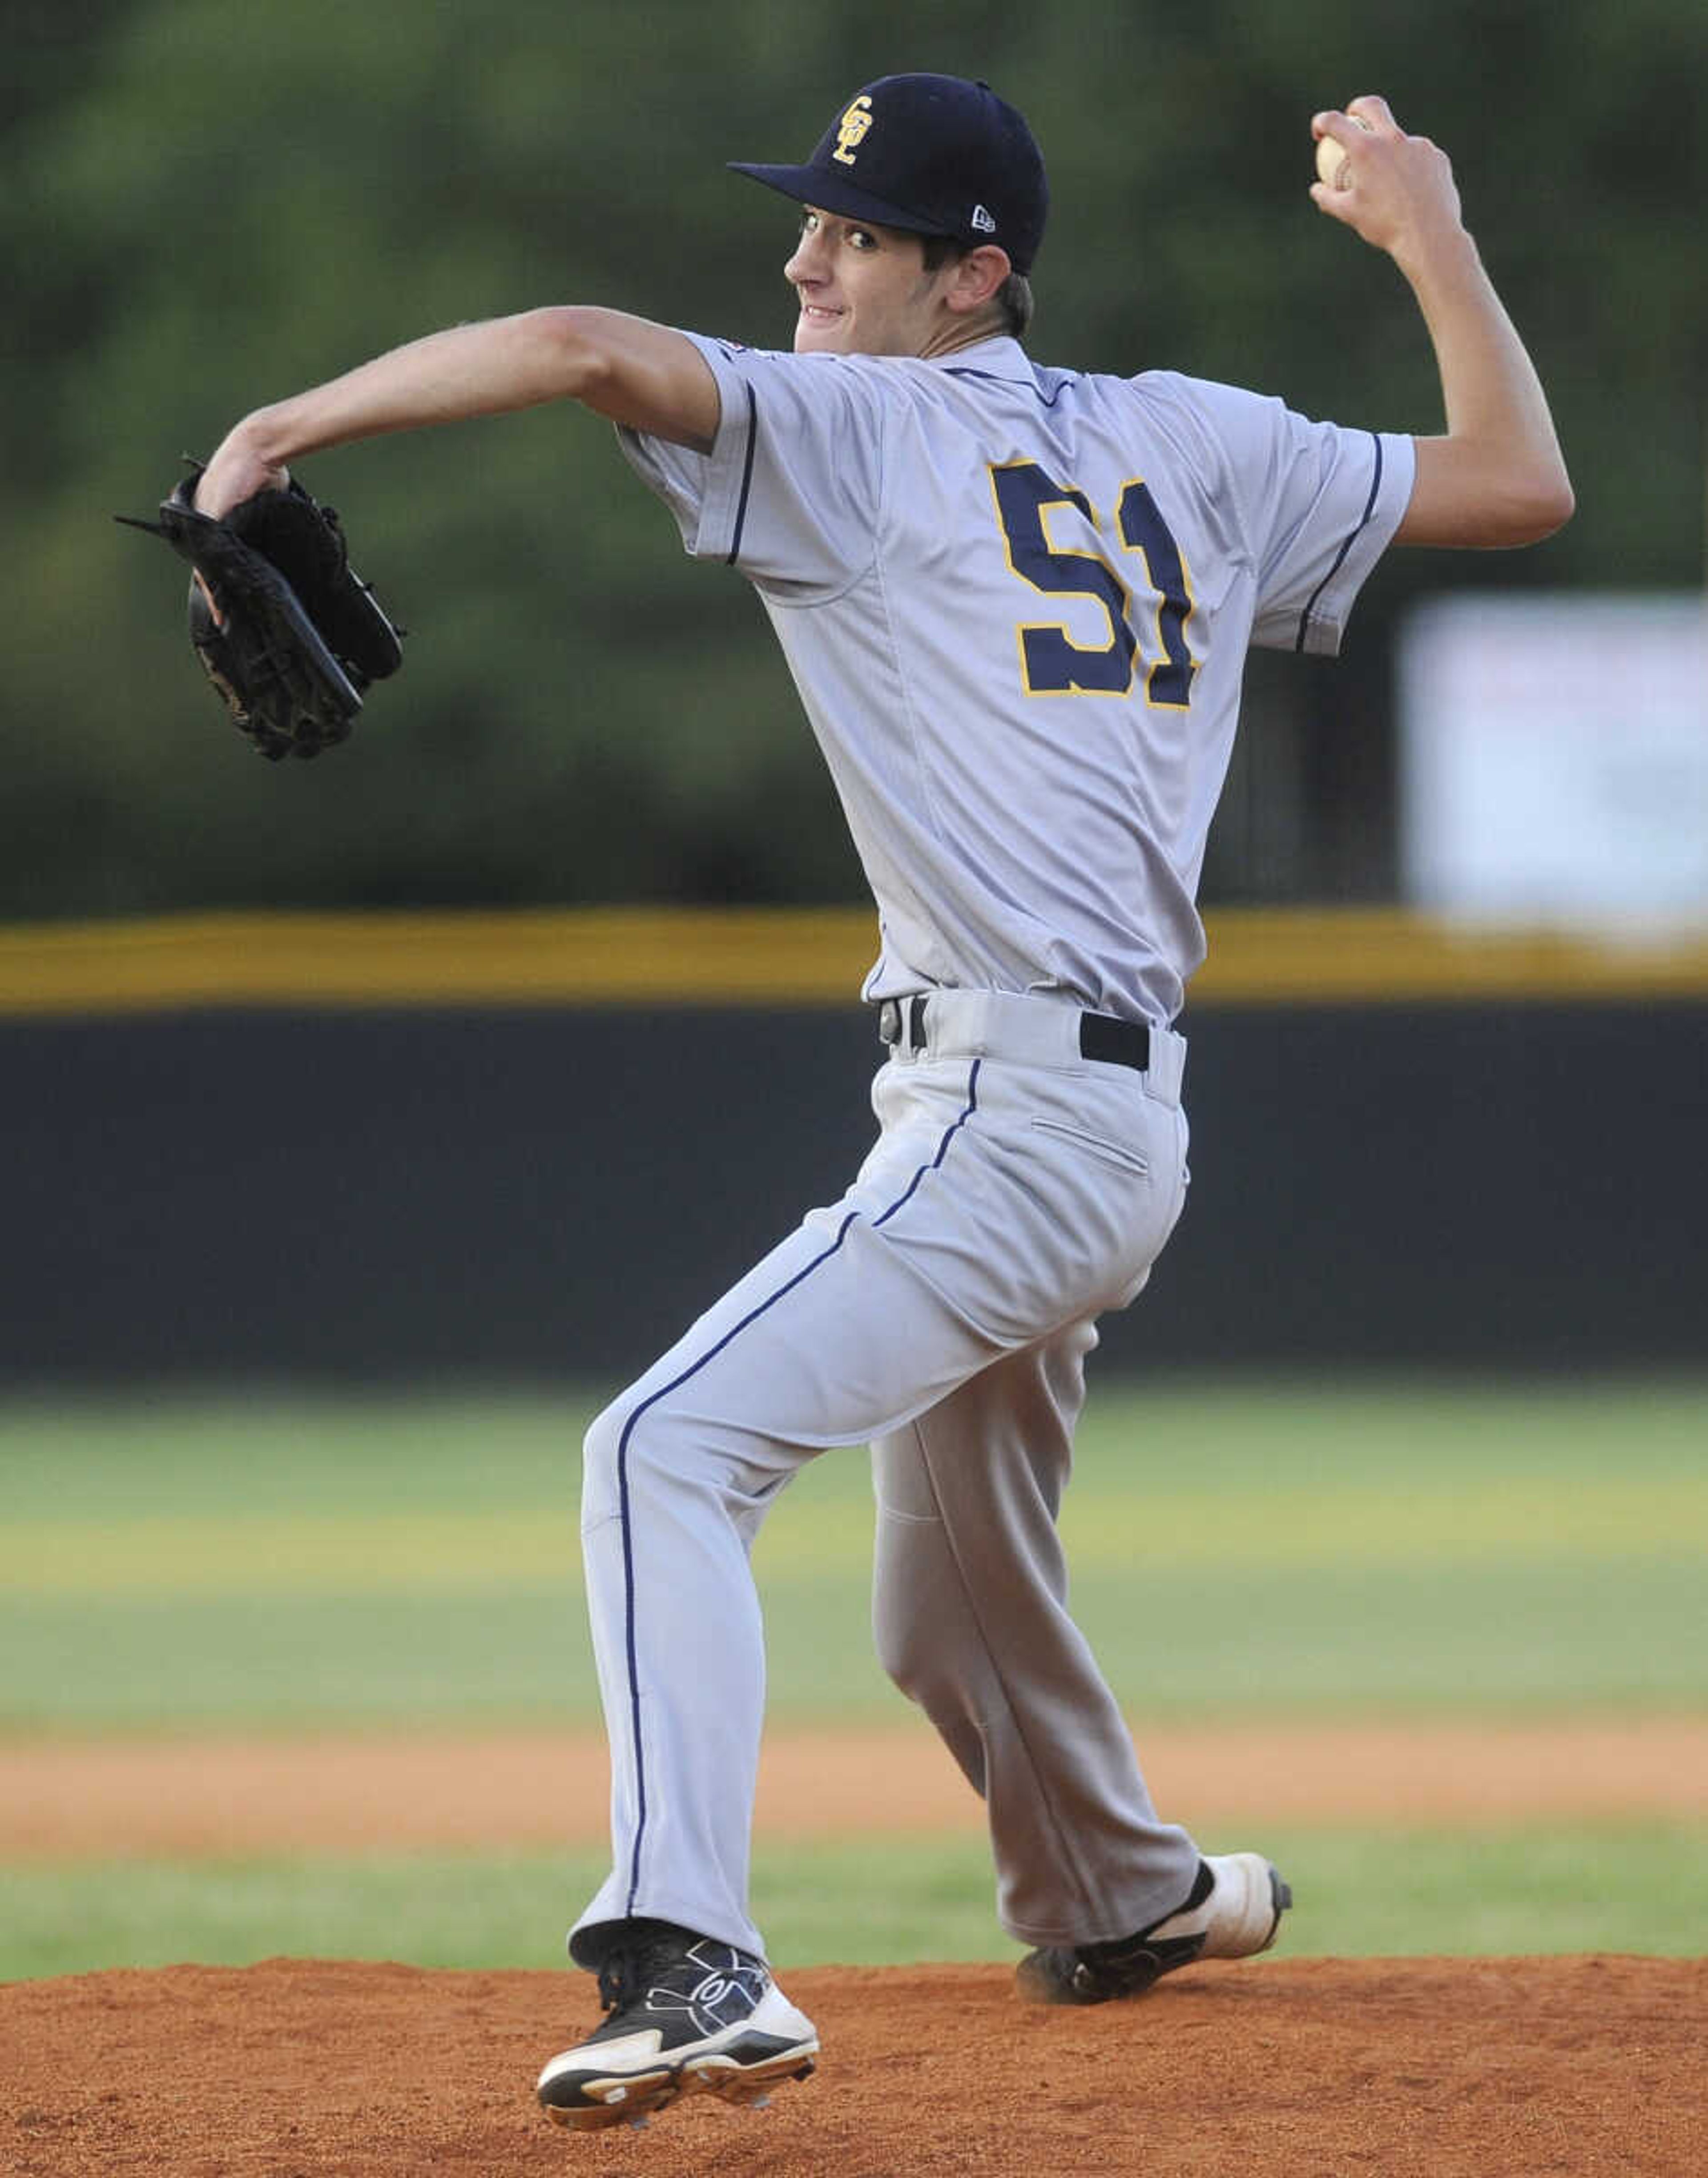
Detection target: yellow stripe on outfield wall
<box><xmin>1</xmin><ymin>906</ymin><xmax>1706</xmax><ymax>1016</ymax></box>
<box><xmin>0</xmin><ymin>908</ymin><xmax>875</xmax><ymax>1014</ymax></box>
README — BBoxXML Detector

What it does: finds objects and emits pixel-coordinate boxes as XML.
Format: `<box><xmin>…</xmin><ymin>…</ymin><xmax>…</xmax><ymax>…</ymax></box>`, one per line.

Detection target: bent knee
<box><xmin>580</xmin><ymin>1390</ymin><xmax>671</xmax><ymax>1527</ymax></box>
<box><xmin>872</xmin><ymin>1558</ymin><xmax>949</xmax><ymax>1702</ymax></box>
<box><xmin>579</xmin><ymin>1385</ymin><xmax>729</xmax><ymax>1529</ymax></box>
<box><xmin>874</xmin><ymin>1619</ymin><xmax>931</xmax><ymax>1703</ymax></box>
<box><xmin>580</xmin><ymin>1397</ymin><xmax>626</xmax><ymax>1528</ymax></box>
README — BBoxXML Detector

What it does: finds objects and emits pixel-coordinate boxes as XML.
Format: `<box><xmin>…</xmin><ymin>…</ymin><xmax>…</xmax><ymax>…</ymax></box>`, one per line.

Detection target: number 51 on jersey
<box><xmin>990</xmin><ymin>460</ymin><xmax>1198</xmax><ymax>709</ymax></box>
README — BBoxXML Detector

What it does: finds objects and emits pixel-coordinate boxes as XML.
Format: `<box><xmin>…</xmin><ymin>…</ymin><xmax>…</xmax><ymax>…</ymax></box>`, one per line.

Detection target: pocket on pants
<box><xmin>1028</xmin><ymin>1114</ymin><xmax>1152</xmax><ymax>1181</ymax></box>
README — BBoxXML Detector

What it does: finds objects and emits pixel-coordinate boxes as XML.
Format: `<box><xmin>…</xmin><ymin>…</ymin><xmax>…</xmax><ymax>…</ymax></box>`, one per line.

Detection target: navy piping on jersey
<box><xmin>940</xmin><ymin>362</ymin><xmax>1077</xmax><ymax>409</ymax></box>
<box><xmin>614</xmin><ymin>1059</ymin><xmax>983</xmax><ymax>1918</ymax></box>
<box><xmin>1294</xmin><ymin>431</ymin><xmax>1385</xmax><ymax>653</ymax></box>
<box><xmin>725</xmin><ymin>383</ymin><xmax>759</xmax><ymax>565</ymax></box>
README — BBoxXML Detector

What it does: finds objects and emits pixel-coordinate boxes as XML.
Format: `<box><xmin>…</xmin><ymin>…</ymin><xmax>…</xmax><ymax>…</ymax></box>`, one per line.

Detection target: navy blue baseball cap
<box><xmin>729</xmin><ymin>73</ymin><xmax>1049</xmax><ymax>274</ymax></box>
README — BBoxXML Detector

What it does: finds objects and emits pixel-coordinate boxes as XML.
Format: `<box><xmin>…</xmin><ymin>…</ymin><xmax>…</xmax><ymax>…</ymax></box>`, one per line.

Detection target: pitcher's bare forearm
<box><xmin>1312</xmin><ymin>98</ymin><xmax>1572</xmax><ymax>548</ymax></box>
<box><xmin>1391</xmin><ymin>225</ymin><xmax>1571</xmax><ymax>544</ymax></box>
<box><xmin>197</xmin><ymin>309</ymin><xmax>720</xmax><ymax>516</ymax></box>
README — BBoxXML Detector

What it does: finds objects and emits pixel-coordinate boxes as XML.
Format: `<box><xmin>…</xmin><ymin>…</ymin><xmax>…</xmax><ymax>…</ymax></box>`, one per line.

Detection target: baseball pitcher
<box><xmin>186</xmin><ymin>74</ymin><xmax>1571</xmax><ymax>2133</ymax></box>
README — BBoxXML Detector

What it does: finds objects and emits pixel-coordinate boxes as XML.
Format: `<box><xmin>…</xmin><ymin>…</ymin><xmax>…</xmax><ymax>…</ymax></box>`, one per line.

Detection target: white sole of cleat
<box><xmin>692</xmin><ymin>2047</ymin><xmax>817</xmax><ymax>2108</ymax></box>
<box><xmin>540</xmin><ymin>2046</ymin><xmax>817</xmax><ymax>2132</ymax></box>
<box><xmin>541</xmin><ymin>2068</ymin><xmax>678</xmax><ymax>2132</ymax></box>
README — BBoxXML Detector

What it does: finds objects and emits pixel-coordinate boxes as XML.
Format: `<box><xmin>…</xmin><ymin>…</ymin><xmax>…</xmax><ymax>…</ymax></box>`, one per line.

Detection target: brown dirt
<box><xmin>4</xmin><ymin>1715</ymin><xmax>1705</xmax><ymax>1857</ymax></box>
<box><xmin>4</xmin><ymin>1955</ymin><xmax>1704</xmax><ymax>2175</ymax></box>
<box><xmin>4</xmin><ymin>1723</ymin><xmax>1705</xmax><ymax>2174</ymax></box>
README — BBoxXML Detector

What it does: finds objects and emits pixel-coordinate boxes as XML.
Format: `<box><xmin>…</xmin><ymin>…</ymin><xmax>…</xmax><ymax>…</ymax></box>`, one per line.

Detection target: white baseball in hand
<box><xmin>1315</xmin><ymin>114</ymin><xmax>1373</xmax><ymax>190</ymax></box>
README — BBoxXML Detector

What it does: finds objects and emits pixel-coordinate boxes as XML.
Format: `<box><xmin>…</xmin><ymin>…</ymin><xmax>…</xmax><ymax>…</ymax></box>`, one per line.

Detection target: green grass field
<box><xmin>6</xmin><ymin>1828</ymin><xmax>1703</xmax><ymax>1985</ymax></box>
<box><xmin>3</xmin><ymin>1379</ymin><xmax>1704</xmax><ymax>1980</ymax></box>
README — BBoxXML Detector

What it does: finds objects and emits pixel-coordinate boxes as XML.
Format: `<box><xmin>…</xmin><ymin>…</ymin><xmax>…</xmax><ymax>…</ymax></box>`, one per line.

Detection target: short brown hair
<box><xmin>920</xmin><ymin>234</ymin><xmax>1034</xmax><ymax>340</ymax></box>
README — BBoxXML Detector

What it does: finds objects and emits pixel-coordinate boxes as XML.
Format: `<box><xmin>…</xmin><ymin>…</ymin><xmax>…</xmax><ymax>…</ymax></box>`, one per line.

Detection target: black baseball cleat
<box><xmin>1015</xmin><ymin>1851</ymin><xmax>1292</xmax><ymax>2005</ymax></box>
<box><xmin>535</xmin><ymin>1920</ymin><xmax>818</xmax><ymax>2132</ymax></box>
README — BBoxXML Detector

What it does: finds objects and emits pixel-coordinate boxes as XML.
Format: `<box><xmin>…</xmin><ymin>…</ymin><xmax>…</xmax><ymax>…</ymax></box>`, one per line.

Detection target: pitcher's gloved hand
<box><xmin>118</xmin><ymin>467</ymin><xmax>405</xmax><ymax>760</ymax></box>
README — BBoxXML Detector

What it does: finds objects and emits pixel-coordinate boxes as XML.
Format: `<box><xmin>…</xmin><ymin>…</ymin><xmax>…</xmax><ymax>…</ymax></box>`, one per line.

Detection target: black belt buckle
<box><xmin>878</xmin><ymin>995</ymin><xmax>929</xmax><ymax>1049</ymax></box>
<box><xmin>1079</xmin><ymin>1012</ymin><xmax>1150</xmax><ymax>1072</ymax></box>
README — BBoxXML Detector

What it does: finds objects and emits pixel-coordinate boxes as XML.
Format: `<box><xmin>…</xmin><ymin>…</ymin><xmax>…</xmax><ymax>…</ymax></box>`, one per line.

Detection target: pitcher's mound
<box><xmin>4</xmin><ymin>1954</ymin><xmax>1699</xmax><ymax>2175</ymax></box>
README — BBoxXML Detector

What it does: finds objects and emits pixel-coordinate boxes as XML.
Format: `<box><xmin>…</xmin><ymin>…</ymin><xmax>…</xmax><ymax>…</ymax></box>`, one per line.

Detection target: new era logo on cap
<box><xmin>728</xmin><ymin>73</ymin><xmax>1049</xmax><ymax>274</ymax></box>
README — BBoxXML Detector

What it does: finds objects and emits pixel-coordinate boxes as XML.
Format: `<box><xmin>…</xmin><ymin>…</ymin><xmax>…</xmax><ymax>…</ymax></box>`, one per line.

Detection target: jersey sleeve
<box><xmin>1186</xmin><ymin>381</ymin><xmax>1416</xmax><ymax>656</ymax></box>
<box><xmin>616</xmin><ymin>334</ymin><xmax>887</xmax><ymax>600</ymax></box>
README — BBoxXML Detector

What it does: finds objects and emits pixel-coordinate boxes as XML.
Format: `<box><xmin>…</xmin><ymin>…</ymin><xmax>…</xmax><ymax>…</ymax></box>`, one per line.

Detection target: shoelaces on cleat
<box><xmin>595</xmin><ymin>1924</ymin><xmax>707</xmax><ymax>2016</ymax></box>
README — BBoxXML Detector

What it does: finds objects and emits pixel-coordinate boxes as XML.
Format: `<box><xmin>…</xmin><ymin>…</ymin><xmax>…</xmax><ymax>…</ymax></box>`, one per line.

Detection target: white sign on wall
<box><xmin>1399</xmin><ymin>594</ymin><xmax>1708</xmax><ymax>929</ymax></box>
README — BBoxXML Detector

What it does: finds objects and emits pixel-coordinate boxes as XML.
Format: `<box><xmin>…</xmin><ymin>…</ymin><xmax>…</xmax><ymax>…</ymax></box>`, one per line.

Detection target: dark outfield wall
<box><xmin>3</xmin><ymin>1001</ymin><xmax>1703</xmax><ymax>1382</ymax></box>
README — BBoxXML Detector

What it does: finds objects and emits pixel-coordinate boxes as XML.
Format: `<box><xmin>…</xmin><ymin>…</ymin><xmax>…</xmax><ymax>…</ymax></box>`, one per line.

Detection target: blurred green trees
<box><xmin>4</xmin><ymin>0</ymin><xmax>1702</xmax><ymax>918</ymax></box>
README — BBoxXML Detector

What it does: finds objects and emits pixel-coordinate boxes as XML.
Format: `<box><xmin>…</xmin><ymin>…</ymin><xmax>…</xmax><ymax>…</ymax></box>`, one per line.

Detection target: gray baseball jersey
<box><xmin>623</xmin><ymin>332</ymin><xmax>1414</xmax><ymax>1022</ymax></box>
<box><xmin>571</xmin><ymin>333</ymin><xmax>1413</xmax><ymax>1973</ymax></box>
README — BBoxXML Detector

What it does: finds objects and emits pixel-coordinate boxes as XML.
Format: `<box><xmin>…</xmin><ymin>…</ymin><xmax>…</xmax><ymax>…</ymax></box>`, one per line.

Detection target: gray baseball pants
<box><xmin>570</xmin><ymin>991</ymin><xmax>1200</xmax><ymax>1967</ymax></box>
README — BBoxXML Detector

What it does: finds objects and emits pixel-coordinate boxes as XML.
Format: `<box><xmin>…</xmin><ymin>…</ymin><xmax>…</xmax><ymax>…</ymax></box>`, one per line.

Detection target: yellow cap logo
<box><xmin>832</xmin><ymin>94</ymin><xmax>874</xmax><ymax>166</ymax></box>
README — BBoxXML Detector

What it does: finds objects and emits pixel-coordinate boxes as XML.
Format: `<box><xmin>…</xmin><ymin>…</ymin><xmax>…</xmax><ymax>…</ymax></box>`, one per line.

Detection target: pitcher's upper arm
<box><xmin>557</xmin><ymin>308</ymin><xmax>722</xmax><ymax>453</ymax></box>
<box><xmin>1394</xmin><ymin>434</ymin><xmax>1575</xmax><ymax>549</ymax></box>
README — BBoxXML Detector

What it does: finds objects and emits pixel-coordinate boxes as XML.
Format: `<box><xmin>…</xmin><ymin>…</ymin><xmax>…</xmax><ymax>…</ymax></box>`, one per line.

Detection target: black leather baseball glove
<box><xmin>117</xmin><ymin>467</ymin><xmax>405</xmax><ymax>761</ymax></box>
